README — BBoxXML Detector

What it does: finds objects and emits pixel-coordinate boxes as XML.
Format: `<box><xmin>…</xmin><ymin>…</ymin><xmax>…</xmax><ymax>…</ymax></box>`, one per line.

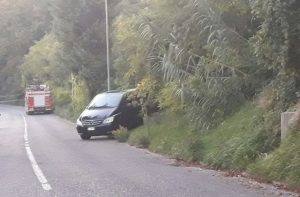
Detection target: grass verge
<box><xmin>201</xmin><ymin>104</ymin><xmax>279</xmax><ymax>170</ymax></box>
<box><xmin>128</xmin><ymin>113</ymin><xmax>202</xmax><ymax>161</ymax></box>
<box><xmin>248</xmin><ymin>133</ymin><xmax>300</xmax><ymax>187</ymax></box>
<box><xmin>128</xmin><ymin>103</ymin><xmax>300</xmax><ymax>188</ymax></box>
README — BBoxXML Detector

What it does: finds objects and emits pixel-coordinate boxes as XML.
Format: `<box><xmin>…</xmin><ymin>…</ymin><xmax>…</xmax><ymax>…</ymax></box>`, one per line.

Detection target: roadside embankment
<box><xmin>127</xmin><ymin>103</ymin><xmax>300</xmax><ymax>190</ymax></box>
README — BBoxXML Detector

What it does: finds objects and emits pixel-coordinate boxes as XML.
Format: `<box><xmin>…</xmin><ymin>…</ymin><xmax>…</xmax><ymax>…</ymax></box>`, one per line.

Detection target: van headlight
<box><xmin>103</xmin><ymin>116</ymin><xmax>114</xmax><ymax>124</ymax></box>
<box><xmin>76</xmin><ymin>118</ymin><xmax>83</xmax><ymax>127</ymax></box>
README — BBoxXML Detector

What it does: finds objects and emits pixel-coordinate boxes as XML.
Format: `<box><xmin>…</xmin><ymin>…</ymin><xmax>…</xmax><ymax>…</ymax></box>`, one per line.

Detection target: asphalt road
<box><xmin>0</xmin><ymin>105</ymin><xmax>297</xmax><ymax>197</ymax></box>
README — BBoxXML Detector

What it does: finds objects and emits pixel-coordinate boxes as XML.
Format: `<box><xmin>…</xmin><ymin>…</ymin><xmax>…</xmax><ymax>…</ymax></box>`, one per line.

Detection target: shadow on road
<box><xmin>83</xmin><ymin>136</ymin><xmax>116</xmax><ymax>142</ymax></box>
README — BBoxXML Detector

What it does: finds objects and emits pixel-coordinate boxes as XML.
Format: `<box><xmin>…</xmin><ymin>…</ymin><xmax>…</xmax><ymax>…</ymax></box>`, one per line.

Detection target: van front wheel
<box><xmin>80</xmin><ymin>134</ymin><xmax>91</xmax><ymax>140</ymax></box>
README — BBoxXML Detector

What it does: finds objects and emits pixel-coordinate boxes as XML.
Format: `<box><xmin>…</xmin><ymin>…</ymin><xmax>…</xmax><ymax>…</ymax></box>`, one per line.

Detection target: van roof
<box><xmin>105</xmin><ymin>90</ymin><xmax>122</xmax><ymax>93</ymax></box>
<box><xmin>105</xmin><ymin>89</ymin><xmax>136</xmax><ymax>94</ymax></box>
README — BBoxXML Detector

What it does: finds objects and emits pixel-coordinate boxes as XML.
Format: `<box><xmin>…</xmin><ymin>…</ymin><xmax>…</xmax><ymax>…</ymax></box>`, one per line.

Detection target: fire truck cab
<box><xmin>25</xmin><ymin>85</ymin><xmax>53</xmax><ymax>115</ymax></box>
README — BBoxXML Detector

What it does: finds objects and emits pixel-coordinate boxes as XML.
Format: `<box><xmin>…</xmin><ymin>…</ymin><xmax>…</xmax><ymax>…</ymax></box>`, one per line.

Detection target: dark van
<box><xmin>76</xmin><ymin>90</ymin><xmax>143</xmax><ymax>140</ymax></box>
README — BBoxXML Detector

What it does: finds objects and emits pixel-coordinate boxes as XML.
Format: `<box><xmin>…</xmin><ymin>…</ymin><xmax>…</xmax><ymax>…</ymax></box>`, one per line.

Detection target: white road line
<box><xmin>23</xmin><ymin>116</ymin><xmax>52</xmax><ymax>191</ymax></box>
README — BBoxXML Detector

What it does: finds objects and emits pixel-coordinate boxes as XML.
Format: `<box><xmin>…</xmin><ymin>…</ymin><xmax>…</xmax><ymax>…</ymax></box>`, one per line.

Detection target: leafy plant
<box><xmin>128</xmin><ymin>130</ymin><xmax>150</xmax><ymax>148</ymax></box>
<box><xmin>112</xmin><ymin>126</ymin><xmax>129</xmax><ymax>143</ymax></box>
<box><xmin>248</xmin><ymin>133</ymin><xmax>300</xmax><ymax>187</ymax></box>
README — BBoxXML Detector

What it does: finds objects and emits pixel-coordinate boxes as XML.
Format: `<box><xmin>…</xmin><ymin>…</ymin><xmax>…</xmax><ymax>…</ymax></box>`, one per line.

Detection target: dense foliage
<box><xmin>1</xmin><ymin>0</ymin><xmax>299</xmax><ymax>120</ymax></box>
<box><xmin>0</xmin><ymin>0</ymin><xmax>50</xmax><ymax>97</ymax></box>
<box><xmin>113</xmin><ymin>0</ymin><xmax>300</xmax><ymax>129</ymax></box>
<box><xmin>0</xmin><ymin>0</ymin><xmax>118</xmax><ymax>117</ymax></box>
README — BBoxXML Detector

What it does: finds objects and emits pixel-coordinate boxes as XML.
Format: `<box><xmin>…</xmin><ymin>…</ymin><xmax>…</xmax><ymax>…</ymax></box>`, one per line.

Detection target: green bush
<box><xmin>187</xmin><ymin>137</ymin><xmax>204</xmax><ymax>162</ymax></box>
<box><xmin>128</xmin><ymin>128</ymin><xmax>150</xmax><ymax>148</ymax></box>
<box><xmin>200</xmin><ymin>103</ymin><xmax>280</xmax><ymax>170</ymax></box>
<box><xmin>157</xmin><ymin>83</ymin><xmax>183</xmax><ymax>112</ymax></box>
<box><xmin>128</xmin><ymin>104</ymin><xmax>282</xmax><ymax>172</ymax></box>
<box><xmin>128</xmin><ymin>112</ymin><xmax>201</xmax><ymax>160</ymax></box>
<box><xmin>71</xmin><ymin>78</ymin><xmax>90</xmax><ymax>118</ymax></box>
<box><xmin>112</xmin><ymin>127</ymin><xmax>129</xmax><ymax>142</ymax></box>
<box><xmin>53</xmin><ymin>103</ymin><xmax>73</xmax><ymax>120</ymax></box>
<box><xmin>137</xmin><ymin>135</ymin><xmax>150</xmax><ymax>148</ymax></box>
<box><xmin>248</xmin><ymin>133</ymin><xmax>300</xmax><ymax>186</ymax></box>
<box><xmin>185</xmin><ymin>77</ymin><xmax>246</xmax><ymax>130</ymax></box>
<box><xmin>52</xmin><ymin>87</ymin><xmax>71</xmax><ymax>106</ymax></box>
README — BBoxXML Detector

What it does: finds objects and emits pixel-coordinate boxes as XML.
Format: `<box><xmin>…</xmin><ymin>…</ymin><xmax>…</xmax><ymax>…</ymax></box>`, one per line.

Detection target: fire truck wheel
<box><xmin>26</xmin><ymin>111</ymin><xmax>33</xmax><ymax>115</ymax></box>
<box><xmin>46</xmin><ymin>110</ymin><xmax>53</xmax><ymax>114</ymax></box>
<box><xmin>80</xmin><ymin>134</ymin><xmax>91</xmax><ymax>140</ymax></box>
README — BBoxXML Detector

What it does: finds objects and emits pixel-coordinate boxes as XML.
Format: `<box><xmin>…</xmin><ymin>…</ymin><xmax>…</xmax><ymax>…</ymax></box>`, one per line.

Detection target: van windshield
<box><xmin>88</xmin><ymin>93</ymin><xmax>123</xmax><ymax>109</ymax></box>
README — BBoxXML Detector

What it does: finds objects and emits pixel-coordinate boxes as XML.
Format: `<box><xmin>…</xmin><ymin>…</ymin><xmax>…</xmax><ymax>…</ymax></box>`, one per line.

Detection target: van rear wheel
<box><xmin>80</xmin><ymin>134</ymin><xmax>91</xmax><ymax>140</ymax></box>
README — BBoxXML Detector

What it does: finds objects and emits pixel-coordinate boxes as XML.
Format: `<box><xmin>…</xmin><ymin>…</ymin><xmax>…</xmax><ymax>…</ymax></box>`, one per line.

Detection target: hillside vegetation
<box><xmin>0</xmin><ymin>0</ymin><xmax>299</xmax><ymax>187</ymax></box>
<box><xmin>129</xmin><ymin>104</ymin><xmax>300</xmax><ymax>187</ymax></box>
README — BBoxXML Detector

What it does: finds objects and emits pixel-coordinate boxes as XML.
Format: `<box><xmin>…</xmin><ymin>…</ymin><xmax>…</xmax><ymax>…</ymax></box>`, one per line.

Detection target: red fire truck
<box><xmin>25</xmin><ymin>85</ymin><xmax>53</xmax><ymax>115</ymax></box>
